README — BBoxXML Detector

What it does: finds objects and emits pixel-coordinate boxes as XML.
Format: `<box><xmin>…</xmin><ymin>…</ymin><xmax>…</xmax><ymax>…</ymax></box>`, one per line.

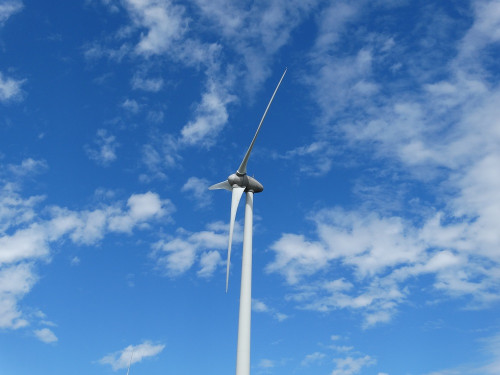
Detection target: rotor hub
<box><xmin>228</xmin><ymin>173</ymin><xmax>263</xmax><ymax>193</ymax></box>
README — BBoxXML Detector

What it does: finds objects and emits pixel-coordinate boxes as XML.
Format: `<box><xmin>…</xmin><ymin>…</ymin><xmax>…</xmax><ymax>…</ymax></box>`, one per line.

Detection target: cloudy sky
<box><xmin>1</xmin><ymin>0</ymin><xmax>500</xmax><ymax>374</ymax></box>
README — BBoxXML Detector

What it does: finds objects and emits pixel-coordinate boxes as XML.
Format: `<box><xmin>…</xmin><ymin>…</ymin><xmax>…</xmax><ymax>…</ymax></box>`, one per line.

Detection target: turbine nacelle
<box><xmin>229</xmin><ymin>173</ymin><xmax>263</xmax><ymax>193</ymax></box>
<box><xmin>208</xmin><ymin>173</ymin><xmax>263</xmax><ymax>193</ymax></box>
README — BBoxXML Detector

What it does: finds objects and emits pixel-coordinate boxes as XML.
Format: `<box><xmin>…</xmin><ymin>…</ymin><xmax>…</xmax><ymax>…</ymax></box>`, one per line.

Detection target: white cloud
<box><xmin>265</xmin><ymin>0</ymin><xmax>500</xmax><ymax>328</ymax></box>
<box><xmin>180</xmin><ymin>79</ymin><xmax>235</xmax><ymax>147</ymax></box>
<box><xmin>191</xmin><ymin>0</ymin><xmax>319</xmax><ymax>93</ymax></box>
<box><xmin>122</xmin><ymin>98</ymin><xmax>140</xmax><ymax>113</ymax></box>
<box><xmin>0</xmin><ymin>183</ymin><xmax>44</xmax><ymax>234</ymax></box>
<box><xmin>128</xmin><ymin>191</ymin><xmax>165</xmax><ymax>220</ymax></box>
<box><xmin>422</xmin><ymin>330</ymin><xmax>500</xmax><ymax>375</ymax></box>
<box><xmin>108</xmin><ymin>191</ymin><xmax>172</xmax><ymax>233</ymax></box>
<box><xmin>33</xmin><ymin>328</ymin><xmax>58</xmax><ymax>343</ymax></box>
<box><xmin>131</xmin><ymin>74</ymin><xmax>164</xmax><ymax>92</ymax></box>
<box><xmin>333</xmin><ymin>345</ymin><xmax>354</xmax><ymax>353</ymax></box>
<box><xmin>0</xmin><ymin>72</ymin><xmax>25</xmax><ymax>102</ymax></box>
<box><xmin>459</xmin><ymin>0</ymin><xmax>500</xmax><ymax>61</ymax></box>
<box><xmin>266</xmin><ymin>233</ymin><xmax>330</xmax><ymax>285</ymax></box>
<box><xmin>0</xmin><ymin>224</ymin><xmax>49</xmax><ymax>265</ymax></box>
<box><xmin>301</xmin><ymin>351</ymin><xmax>326</xmax><ymax>366</ymax></box>
<box><xmin>152</xmin><ymin>221</ymin><xmax>239</xmax><ymax>278</ymax></box>
<box><xmin>83</xmin><ymin>40</ymin><xmax>130</xmax><ymax>62</ymax></box>
<box><xmin>182</xmin><ymin>176</ymin><xmax>212</xmax><ymax>208</ymax></box>
<box><xmin>252</xmin><ymin>299</ymin><xmax>269</xmax><ymax>313</ymax></box>
<box><xmin>32</xmin><ymin>310</ymin><xmax>57</xmax><ymax>327</ymax></box>
<box><xmin>0</xmin><ymin>0</ymin><xmax>23</xmax><ymax>25</ymax></box>
<box><xmin>0</xmin><ymin>263</ymin><xmax>35</xmax><ymax>329</ymax></box>
<box><xmin>301</xmin><ymin>337</ymin><xmax>376</xmax><ymax>373</ymax></box>
<box><xmin>197</xmin><ymin>250</ymin><xmax>222</xmax><ymax>278</ymax></box>
<box><xmin>258</xmin><ymin>359</ymin><xmax>275</xmax><ymax>369</ymax></box>
<box><xmin>88</xmin><ymin>0</ymin><xmax>317</xmax><ymax>155</ymax></box>
<box><xmin>85</xmin><ymin>129</ymin><xmax>119</xmax><ymax>166</ymax></box>
<box><xmin>268</xmin><ymin>200</ymin><xmax>500</xmax><ymax>326</ymax></box>
<box><xmin>332</xmin><ymin>355</ymin><xmax>375</xmax><ymax>375</ymax></box>
<box><xmin>8</xmin><ymin>158</ymin><xmax>48</xmax><ymax>176</ymax></box>
<box><xmin>312</xmin><ymin>1</ymin><xmax>359</xmax><ymax>54</ymax></box>
<box><xmin>0</xmin><ymin>180</ymin><xmax>173</xmax><ymax>330</ymax></box>
<box><xmin>473</xmin><ymin>331</ymin><xmax>500</xmax><ymax>375</ymax></box>
<box><xmin>276</xmin><ymin>141</ymin><xmax>336</xmax><ymax>176</ymax></box>
<box><xmin>123</xmin><ymin>0</ymin><xmax>187</xmax><ymax>57</ymax></box>
<box><xmin>99</xmin><ymin>340</ymin><xmax>165</xmax><ymax>371</ymax></box>
<box><xmin>141</xmin><ymin>134</ymin><xmax>182</xmax><ymax>180</ymax></box>
<box><xmin>252</xmin><ymin>298</ymin><xmax>288</xmax><ymax>322</ymax></box>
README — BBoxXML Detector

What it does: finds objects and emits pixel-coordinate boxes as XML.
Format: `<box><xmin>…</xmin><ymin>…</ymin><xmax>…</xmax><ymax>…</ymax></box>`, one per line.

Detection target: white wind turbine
<box><xmin>209</xmin><ymin>68</ymin><xmax>287</xmax><ymax>375</ymax></box>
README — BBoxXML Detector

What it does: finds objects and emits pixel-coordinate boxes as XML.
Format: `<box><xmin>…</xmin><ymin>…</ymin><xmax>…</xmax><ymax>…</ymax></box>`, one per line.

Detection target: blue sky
<box><xmin>1</xmin><ymin>0</ymin><xmax>500</xmax><ymax>374</ymax></box>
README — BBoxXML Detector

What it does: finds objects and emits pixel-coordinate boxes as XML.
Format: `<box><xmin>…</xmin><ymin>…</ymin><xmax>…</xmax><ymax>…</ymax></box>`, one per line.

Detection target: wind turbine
<box><xmin>209</xmin><ymin>68</ymin><xmax>287</xmax><ymax>375</ymax></box>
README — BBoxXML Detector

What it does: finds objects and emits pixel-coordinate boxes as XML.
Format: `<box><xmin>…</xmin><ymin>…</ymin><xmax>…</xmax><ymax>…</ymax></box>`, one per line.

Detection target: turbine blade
<box><xmin>237</xmin><ymin>68</ymin><xmax>287</xmax><ymax>176</ymax></box>
<box><xmin>227</xmin><ymin>186</ymin><xmax>245</xmax><ymax>292</ymax></box>
<box><xmin>209</xmin><ymin>180</ymin><xmax>232</xmax><ymax>191</ymax></box>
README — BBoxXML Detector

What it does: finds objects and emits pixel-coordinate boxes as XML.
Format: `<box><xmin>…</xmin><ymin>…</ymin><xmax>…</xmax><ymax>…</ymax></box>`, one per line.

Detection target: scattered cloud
<box><xmin>8</xmin><ymin>158</ymin><xmax>48</xmax><ymax>177</ymax></box>
<box><xmin>197</xmin><ymin>250</ymin><xmax>222</xmax><ymax>278</ymax></box>
<box><xmin>85</xmin><ymin>129</ymin><xmax>119</xmax><ymax>166</ymax></box>
<box><xmin>181</xmin><ymin>176</ymin><xmax>212</xmax><ymax>208</ymax></box>
<box><xmin>266</xmin><ymin>0</ymin><xmax>500</xmax><ymax>328</ymax></box>
<box><xmin>0</xmin><ymin>263</ymin><xmax>35</xmax><ymax>329</ymax></box>
<box><xmin>191</xmin><ymin>0</ymin><xmax>319</xmax><ymax>94</ymax></box>
<box><xmin>86</xmin><ymin>0</ymin><xmax>317</xmax><ymax>159</ymax></box>
<box><xmin>481</xmin><ymin>331</ymin><xmax>500</xmax><ymax>374</ymax></box>
<box><xmin>301</xmin><ymin>337</ymin><xmax>376</xmax><ymax>374</ymax></box>
<box><xmin>152</xmin><ymin>221</ymin><xmax>237</xmax><ymax>278</ymax></box>
<box><xmin>107</xmin><ymin>191</ymin><xmax>173</xmax><ymax>233</ymax></box>
<box><xmin>180</xmin><ymin>78</ymin><xmax>236</xmax><ymax>147</ymax></box>
<box><xmin>0</xmin><ymin>0</ymin><xmax>23</xmax><ymax>25</ymax></box>
<box><xmin>31</xmin><ymin>310</ymin><xmax>57</xmax><ymax>327</ymax></box>
<box><xmin>33</xmin><ymin>328</ymin><xmax>58</xmax><ymax>344</ymax></box>
<box><xmin>70</xmin><ymin>256</ymin><xmax>80</xmax><ymax>266</ymax></box>
<box><xmin>0</xmin><ymin>72</ymin><xmax>25</xmax><ymax>103</ymax></box>
<box><xmin>258</xmin><ymin>358</ymin><xmax>275</xmax><ymax>369</ymax></box>
<box><xmin>301</xmin><ymin>351</ymin><xmax>326</xmax><ymax>366</ymax></box>
<box><xmin>252</xmin><ymin>299</ymin><xmax>288</xmax><ymax>322</ymax></box>
<box><xmin>141</xmin><ymin>134</ymin><xmax>182</xmax><ymax>180</ymax></box>
<box><xmin>0</xmin><ymin>181</ymin><xmax>44</xmax><ymax>234</ymax></box>
<box><xmin>332</xmin><ymin>355</ymin><xmax>376</xmax><ymax>375</ymax></box>
<box><xmin>276</xmin><ymin>141</ymin><xmax>337</xmax><ymax>176</ymax></box>
<box><xmin>122</xmin><ymin>0</ymin><xmax>188</xmax><ymax>57</ymax></box>
<box><xmin>422</xmin><ymin>330</ymin><xmax>500</xmax><ymax>375</ymax></box>
<box><xmin>98</xmin><ymin>340</ymin><xmax>165</xmax><ymax>371</ymax></box>
<box><xmin>122</xmin><ymin>98</ymin><xmax>140</xmax><ymax>113</ymax></box>
<box><xmin>268</xmin><ymin>204</ymin><xmax>500</xmax><ymax>327</ymax></box>
<box><xmin>131</xmin><ymin>74</ymin><xmax>164</xmax><ymax>92</ymax></box>
<box><xmin>0</xmin><ymin>176</ymin><xmax>173</xmax><ymax>330</ymax></box>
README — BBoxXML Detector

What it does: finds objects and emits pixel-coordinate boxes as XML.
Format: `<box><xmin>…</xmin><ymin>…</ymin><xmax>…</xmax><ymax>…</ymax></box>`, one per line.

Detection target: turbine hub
<box><xmin>228</xmin><ymin>173</ymin><xmax>263</xmax><ymax>193</ymax></box>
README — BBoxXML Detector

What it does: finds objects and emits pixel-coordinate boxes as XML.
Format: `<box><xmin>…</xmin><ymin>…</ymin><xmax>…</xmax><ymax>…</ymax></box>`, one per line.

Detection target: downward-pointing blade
<box><xmin>209</xmin><ymin>180</ymin><xmax>232</xmax><ymax>191</ymax></box>
<box><xmin>227</xmin><ymin>186</ymin><xmax>245</xmax><ymax>292</ymax></box>
<box><xmin>237</xmin><ymin>68</ymin><xmax>287</xmax><ymax>176</ymax></box>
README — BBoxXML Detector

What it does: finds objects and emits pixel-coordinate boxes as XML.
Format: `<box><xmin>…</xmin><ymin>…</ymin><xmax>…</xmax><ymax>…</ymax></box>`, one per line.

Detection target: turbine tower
<box><xmin>209</xmin><ymin>68</ymin><xmax>287</xmax><ymax>375</ymax></box>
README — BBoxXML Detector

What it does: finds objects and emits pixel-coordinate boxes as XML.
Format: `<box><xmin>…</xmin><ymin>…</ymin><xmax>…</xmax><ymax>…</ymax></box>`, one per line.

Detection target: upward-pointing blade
<box><xmin>237</xmin><ymin>68</ymin><xmax>287</xmax><ymax>176</ymax></box>
<box><xmin>227</xmin><ymin>186</ymin><xmax>245</xmax><ymax>293</ymax></box>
